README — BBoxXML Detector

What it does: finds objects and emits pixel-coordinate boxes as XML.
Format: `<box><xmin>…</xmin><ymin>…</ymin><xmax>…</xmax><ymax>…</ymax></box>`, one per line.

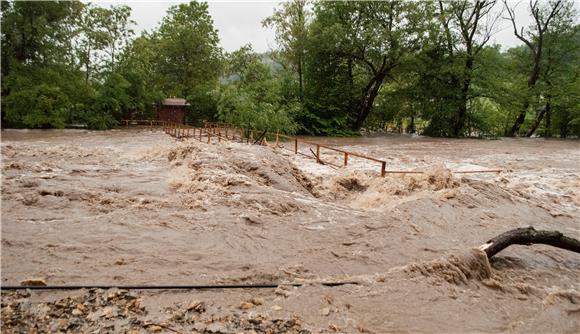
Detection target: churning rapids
<box><xmin>1</xmin><ymin>129</ymin><xmax>579</xmax><ymax>333</ymax></box>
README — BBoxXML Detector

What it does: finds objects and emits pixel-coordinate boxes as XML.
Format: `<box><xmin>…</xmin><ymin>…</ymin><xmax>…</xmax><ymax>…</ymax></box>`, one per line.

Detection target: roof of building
<box><xmin>162</xmin><ymin>98</ymin><xmax>190</xmax><ymax>106</ymax></box>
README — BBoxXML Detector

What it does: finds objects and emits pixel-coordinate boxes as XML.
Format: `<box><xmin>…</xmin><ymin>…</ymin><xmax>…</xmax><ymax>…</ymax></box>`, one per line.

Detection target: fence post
<box><xmin>218</xmin><ymin>127</ymin><xmax>221</xmax><ymax>142</ymax></box>
<box><xmin>344</xmin><ymin>152</ymin><xmax>348</xmax><ymax>166</ymax></box>
<box><xmin>316</xmin><ymin>144</ymin><xmax>320</xmax><ymax>163</ymax></box>
<box><xmin>381</xmin><ymin>161</ymin><xmax>386</xmax><ymax>177</ymax></box>
<box><xmin>207</xmin><ymin>131</ymin><xmax>211</xmax><ymax>144</ymax></box>
<box><xmin>294</xmin><ymin>138</ymin><xmax>298</xmax><ymax>154</ymax></box>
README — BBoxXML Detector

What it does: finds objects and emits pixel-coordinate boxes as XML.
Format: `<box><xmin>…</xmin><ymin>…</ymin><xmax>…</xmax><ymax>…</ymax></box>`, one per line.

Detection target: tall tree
<box><xmin>263</xmin><ymin>0</ymin><xmax>310</xmax><ymax>100</ymax></box>
<box><xmin>307</xmin><ymin>1</ymin><xmax>433</xmax><ymax>130</ymax></box>
<box><xmin>116</xmin><ymin>34</ymin><xmax>164</xmax><ymax>119</ymax></box>
<box><xmin>440</xmin><ymin>0</ymin><xmax>498</xmax><ymax>136</ymax></box>
<box><xmin>536</xmin><ymin>24</ymin><xmax>580</xmax><ymax>137</ymax></box>
<box><xmin>503</xmin><ymin>0</ymin><xmax>567</xmax><ymax>136</ymax></box>
<box><xmin>76</xmin><ymin>6</ymin><xmax>110</xmax><ymax>83</ymax></box>
<box><xmin>524</xmin><ymin>11</ymin><xmax>578</xmax><ymax>136</ymax></box>
<box><xmin>1</xmin><ymin>0</ymin><xmax>88</xmax><ymax>128</ymax></box>
<box><xmin>152</xmin><ymin>1</ymin><xmax>222</xmax><ymax>99</ymax></box>
<box><xmin>103</xmin><ymin>5</ymin><xmax>134</xmax><ymax>70</ymax></box>
<box><xmin>217</xmin><ymin>45</ymin><xmax>298</xmax><ymax>133</ymax></box>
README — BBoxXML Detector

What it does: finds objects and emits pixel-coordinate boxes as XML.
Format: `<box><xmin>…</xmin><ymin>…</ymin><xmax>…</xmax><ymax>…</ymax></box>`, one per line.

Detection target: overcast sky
<box><xmin>101</xmin><ymin>0</ymin><xmax>572</xmax><ymax>53</ymax></box>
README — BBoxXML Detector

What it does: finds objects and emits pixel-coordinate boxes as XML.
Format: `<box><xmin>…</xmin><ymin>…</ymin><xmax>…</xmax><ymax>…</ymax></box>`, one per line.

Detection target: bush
<box><xmin>4</xmin><ymin>84</ymin><xmax>70</xmax><ymax>128</ymax></box>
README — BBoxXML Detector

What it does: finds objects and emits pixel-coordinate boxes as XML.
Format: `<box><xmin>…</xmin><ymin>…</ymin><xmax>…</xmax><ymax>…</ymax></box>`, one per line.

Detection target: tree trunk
<box><xmin>559</xmin><ymin>111</ymin><xmax>569</xmax><ymax>138</ymax></box>
<box><xmin>298</xmin><ymin>56</ymin><xmax>303</xmax><ymax>101</ymax></box>
<box><xmin>111</xmin><ymin>44</ymin><xmax>115</xmax><ymax>70</ymax></box>
<box><xmin>453</xmin><ymin>55</ymin><xmax>474</xmax><ymax>137</ymax></box>
<box><xmin>526</xmin><ymin>97</ymin><xmax>550</xmax><ymax>137</ymax></box>
<box><xmin>544</xmin><ymin>102</ymin><xmax>552</xmax><ymax>137</ymax></box>
<box><xmin>409</xmin><ymin>112</ymin><xmax>416</xmax><ymax>134</ymax></box>
<box><xmin>85</xmin><ymin>45</ymin><xmax>91</xmax><ymax>84</ymax></box>
<box><xmin>479</xmin><ymin>226</ymin><xmax>580</xmax><ymax>258</ymax></box>
<box><xmin>353</xmin><ymin>71</ymin><xmax>387</xmax><ymax>130</ymax></box>
<box><xmin>507</xmin><ymin>52</ymin><xmax>542</xmax><ymax>137</ymax></box>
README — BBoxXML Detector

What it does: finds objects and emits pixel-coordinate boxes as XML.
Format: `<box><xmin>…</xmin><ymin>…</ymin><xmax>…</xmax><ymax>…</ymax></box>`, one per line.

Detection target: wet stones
<box><xmin>1</xmin><ymin>289</ymin><xmax>147</xmax><ymax>333</ymax></box>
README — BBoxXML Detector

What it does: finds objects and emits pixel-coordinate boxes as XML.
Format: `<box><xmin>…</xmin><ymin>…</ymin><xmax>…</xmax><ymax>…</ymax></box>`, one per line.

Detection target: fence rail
<box><xmin>122</xmin><ymin>120</ymin><xmax>502</xmax><ymax>177</ymax></box>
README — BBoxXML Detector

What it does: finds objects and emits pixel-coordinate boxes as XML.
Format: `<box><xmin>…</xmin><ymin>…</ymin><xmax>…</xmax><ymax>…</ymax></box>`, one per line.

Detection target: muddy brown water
<box><xmin>1</xmin><ymin>129</ymin><xmax>579</xmax><ymax>333</ymax></box>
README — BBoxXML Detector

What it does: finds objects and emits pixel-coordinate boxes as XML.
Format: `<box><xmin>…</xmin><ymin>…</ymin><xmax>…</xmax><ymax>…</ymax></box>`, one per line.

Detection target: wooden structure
<box><xmin>118</xmin><ymin>119</ymin><xmax>502</xmax><ymax>177</ymax></box>
<box><xmin>161</xmin><ymin>121</ymin><xmax>503</xmax><ymax>177</ymax></box>
<box><xmin>157</xmin><ymin>98</ymin><xmax>189</xmax><ymax>124</ymax></box>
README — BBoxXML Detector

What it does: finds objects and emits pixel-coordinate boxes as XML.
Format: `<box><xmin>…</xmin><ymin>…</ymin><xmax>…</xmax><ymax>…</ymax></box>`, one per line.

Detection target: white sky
<box><xmin>97</xmin><ymin>0</ymin><xmax>577</xmax><ymax>53</ymax></box>
<box><xmin>116</xmin><ymin>0</ymin><xmax>278</xmax><ymax>52</ymax></box>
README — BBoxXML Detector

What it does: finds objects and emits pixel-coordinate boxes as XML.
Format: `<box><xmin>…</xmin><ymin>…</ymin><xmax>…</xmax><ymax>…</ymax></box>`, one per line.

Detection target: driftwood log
<box><xmin>479</xmin><ymin>226</ymin><xmax>580</xmax><ymax>258</ymax></box>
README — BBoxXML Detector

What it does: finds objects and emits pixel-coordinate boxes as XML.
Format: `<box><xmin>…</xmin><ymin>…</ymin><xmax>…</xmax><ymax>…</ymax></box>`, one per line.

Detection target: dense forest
<box><xmin>1</xmin><ymin>0</ymin><xmax>579</xmax><ymax>137</ymax></box>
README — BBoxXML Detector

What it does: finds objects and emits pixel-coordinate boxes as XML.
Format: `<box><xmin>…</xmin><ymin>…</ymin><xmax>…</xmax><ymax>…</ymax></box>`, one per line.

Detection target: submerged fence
<box><xmin>122</xmin><ymin>120</ymin><xmax>502</xmax><ymax>177</ymax></box>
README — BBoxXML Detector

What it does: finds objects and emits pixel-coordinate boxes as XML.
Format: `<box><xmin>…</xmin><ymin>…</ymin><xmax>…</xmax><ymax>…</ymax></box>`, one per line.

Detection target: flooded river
<box><xmin>1</xmin><ymin>129</ymin><xmax>579</xmax><ymax>333</ymax></box>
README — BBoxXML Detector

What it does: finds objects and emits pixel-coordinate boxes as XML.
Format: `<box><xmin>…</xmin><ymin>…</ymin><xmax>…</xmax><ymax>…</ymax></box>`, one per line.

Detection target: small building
<box><xmin>157</xmin><ymin>98</ymin><xmax>190</xmax><ymax>124</ymax></box>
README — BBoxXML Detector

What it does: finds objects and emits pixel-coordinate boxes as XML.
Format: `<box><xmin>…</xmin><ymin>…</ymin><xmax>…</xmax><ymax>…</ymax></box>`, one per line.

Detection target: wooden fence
<box><xmin>122</xmin><ymin>120</ymin><xmax>502</xmax><ymax>177</ymax></box>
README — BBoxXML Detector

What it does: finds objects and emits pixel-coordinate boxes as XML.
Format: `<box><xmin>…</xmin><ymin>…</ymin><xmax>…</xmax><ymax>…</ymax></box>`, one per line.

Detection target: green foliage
<box><xmin>217</xmin><ymin>86</ymin><xmax>298</xmax><ymax>134</ymax></box>
<box><xmin>85</xmin><ymin>112</ymin><xmax>117</xmax><ymax>130</ymax></box>
<box><xmin>263</xmin><ymin>0</ymin><xmax>309</xmax><ymax>100</ymax></box>
<box><xmin>4</xmin><ymin>84</ymin><xmax>69</xmax><ymax>128</ymax></box>
<box><xmin>151</xmin><ymin>2</ymin><xmax>223</xmax><ymax>102</ymax></box>
<box><xmin>93</xmin><ymin>73</ymin><xmax>130</xmax><ymax>120</ymax></box>
<box><xmin>1</xmin><ymin>0</ymin><xmax>135</xmax><ymax>130</ymax></box>
<box><xmin>303</xmin><ymin>0</ymin><xmax>436</xmax><ymax>132</ymax></box>
<box><xmin>1</xmin><ymin>0</ymin><xmax>578</xmax><ymax>139</ymax></box>
<box><xmin>2</xmin><ymin>1</ymin><xmax>222</xmax><ymax>130</ymax></box>
<box><xmin>217</xmin><ymin>46</ymin><xmax>297</xmax><ymax>134</ymax></box>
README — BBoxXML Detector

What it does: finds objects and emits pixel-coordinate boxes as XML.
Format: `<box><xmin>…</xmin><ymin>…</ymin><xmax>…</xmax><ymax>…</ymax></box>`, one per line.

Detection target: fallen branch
<box><xmin>253</xmin><ymin>130</ymin><xmax>268</xmax><ymax>145</ymax></box>
<box><xmin>479</xmin><ymin>226</ymin><xmax>580</xmax><ymax>258</ymax></box>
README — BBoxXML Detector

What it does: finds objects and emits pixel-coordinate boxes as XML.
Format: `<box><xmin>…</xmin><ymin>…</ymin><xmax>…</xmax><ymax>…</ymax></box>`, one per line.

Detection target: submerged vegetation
<box><xmin>1</xmin><ymin>0</ymin><xmax>579</xmax><ymax>137</ymax></box>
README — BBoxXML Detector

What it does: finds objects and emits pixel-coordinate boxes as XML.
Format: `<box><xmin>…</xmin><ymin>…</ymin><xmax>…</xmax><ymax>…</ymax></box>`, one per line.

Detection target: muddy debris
<box><xmin>1</xmin><ymin>289</ymin><xmax>147</xmax><ymax>332</ymax></box>
<box><xmin>1</xmin><ymin>289</ymin><xmax>310</xmax><ymax>333</ymax></box>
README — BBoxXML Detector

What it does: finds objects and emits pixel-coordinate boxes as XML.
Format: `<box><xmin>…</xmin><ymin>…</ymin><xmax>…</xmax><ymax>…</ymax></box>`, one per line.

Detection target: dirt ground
<box><xmin>1</xmin><ymin>128</ymin><xmax>579</xmax><ymax>333</ymax></box>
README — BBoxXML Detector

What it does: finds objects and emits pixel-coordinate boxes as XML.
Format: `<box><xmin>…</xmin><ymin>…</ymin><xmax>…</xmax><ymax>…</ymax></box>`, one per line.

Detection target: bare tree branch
<box><xmin>479</xmin><ymin>226</ymin><xmax>580</xmax><ymax>258</ymax></box>
<box><xmin>503</xmin><ymin>0</ymin><xmax>536</xmax><ymax>52</ymax></box>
